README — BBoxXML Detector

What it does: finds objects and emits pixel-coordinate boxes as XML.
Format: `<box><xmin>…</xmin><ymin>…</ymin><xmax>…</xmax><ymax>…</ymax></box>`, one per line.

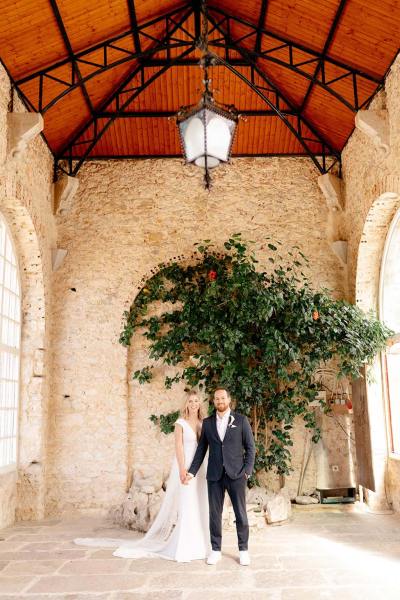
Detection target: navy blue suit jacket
<box><xmin>188</xmin><ymin>411</ymin><xmax>256</xmax><ymax>481</ymax></box>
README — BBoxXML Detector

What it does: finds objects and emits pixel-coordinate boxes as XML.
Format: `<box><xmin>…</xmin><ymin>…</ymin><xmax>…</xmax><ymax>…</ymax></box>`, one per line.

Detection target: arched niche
<box><xmin>0</xmin><ymin>197</ymin><xmax>47</xmax><ymax>525</ymax></box>
<box><xmin>377</xmin><ymin>202</ymin><xmax>400</xmax><ymax>511</ymax></box>
<box><xmin>125</xmin><ymin>260</ymin><xmax>204</xmax><ymax>492</ymax></box>
<box><xmin>355</xmin><ymin>189</ymin><xmax>400</xmax><ymax>512</ymax></box>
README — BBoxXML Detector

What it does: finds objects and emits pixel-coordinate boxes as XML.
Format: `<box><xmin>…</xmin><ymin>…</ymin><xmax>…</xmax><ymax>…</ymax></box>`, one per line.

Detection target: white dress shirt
<box><xmin>216</xmin><ymin>409</ymin><xmax>231</xmax><ymax>441</ymax></box>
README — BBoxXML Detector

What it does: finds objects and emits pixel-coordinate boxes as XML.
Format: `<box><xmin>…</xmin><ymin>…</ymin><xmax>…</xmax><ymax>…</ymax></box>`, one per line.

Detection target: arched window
<box><xmin>380</xmin><ymin>207</ymin><xmax>400</xmax><ymax>456</ymax></box>
<box><xmin>0</xmin><ymin>215</ymin><xmax>21</xmax><ymax>471</ymax></box>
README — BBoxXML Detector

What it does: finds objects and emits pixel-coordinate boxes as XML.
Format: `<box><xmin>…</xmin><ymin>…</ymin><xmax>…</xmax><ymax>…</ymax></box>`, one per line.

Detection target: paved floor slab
<box><xmin>0</xmin><ymin>506</ymin><xmax>399</xmax><ymax>598</ymax></box>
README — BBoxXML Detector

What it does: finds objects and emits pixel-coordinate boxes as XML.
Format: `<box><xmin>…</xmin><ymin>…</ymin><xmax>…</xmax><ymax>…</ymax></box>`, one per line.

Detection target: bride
<box><xmin>74</xmin><ymin>389</ymin><xmax>211</xmax><ymax>562</ymax></box>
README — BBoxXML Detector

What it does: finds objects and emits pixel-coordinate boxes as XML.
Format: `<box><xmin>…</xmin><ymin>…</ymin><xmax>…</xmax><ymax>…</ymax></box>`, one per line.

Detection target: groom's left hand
<box><xmin>183</xmin><ymin>472</ymin><xmax>194</xmax><ymax>485</ymax></box>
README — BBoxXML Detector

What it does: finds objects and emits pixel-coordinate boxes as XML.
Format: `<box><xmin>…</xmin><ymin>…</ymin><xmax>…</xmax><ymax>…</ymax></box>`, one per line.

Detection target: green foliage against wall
<box><xmin>120</xmin><ymin>235</ymin><xmax>391</xmax><ymax>482</ymax></box>
<box><xmin>149</xmin><ymin>411</ymin><xmax>181</xmax><ymax>435</ymax></box>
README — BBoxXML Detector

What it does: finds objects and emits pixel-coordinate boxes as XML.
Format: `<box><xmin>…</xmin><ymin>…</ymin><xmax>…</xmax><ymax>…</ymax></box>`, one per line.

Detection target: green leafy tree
<box><xmin>120</xmin><ymin>235</ymin><xmax>391</xmax><ymax>484</ymax></box>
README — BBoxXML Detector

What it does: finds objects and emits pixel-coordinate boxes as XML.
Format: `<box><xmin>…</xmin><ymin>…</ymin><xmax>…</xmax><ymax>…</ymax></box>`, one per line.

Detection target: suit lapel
<box><xmin>211</xmin><ymin>412</ymin><xmax>219</xmax><ymax>440</ymax></box>
<box><xmin>223</xmin><ymin>411</ymin><xmax>235</xmax><ymax>442</ymax></box>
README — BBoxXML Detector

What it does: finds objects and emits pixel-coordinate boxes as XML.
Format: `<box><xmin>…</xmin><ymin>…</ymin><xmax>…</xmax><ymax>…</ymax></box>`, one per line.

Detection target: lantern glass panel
<box><xmin>194</xmin><ymin>155</ymin><xmax>220</xmax><ymax>168</ymax></box>
<box><xmin>206</xmin><ymin>113</ymin><xmax>235</xmax><ymax>162</ymax></box>
<box><xmin>179</xmin><ymin>107</ymin><xmax>236</xmax><ymax>167</ymax></box>
<box><xmin>180</xmin><ymin>116</ymin><xmax>204</xmax><ymax>163</ymax></box>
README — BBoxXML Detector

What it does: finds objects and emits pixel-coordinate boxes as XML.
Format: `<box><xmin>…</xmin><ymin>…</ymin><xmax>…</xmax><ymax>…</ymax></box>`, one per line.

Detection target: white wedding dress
<box><xmin>74</xmin><ymin>418</ymin><xmax>211</xmax><ymax>562</ymax></box>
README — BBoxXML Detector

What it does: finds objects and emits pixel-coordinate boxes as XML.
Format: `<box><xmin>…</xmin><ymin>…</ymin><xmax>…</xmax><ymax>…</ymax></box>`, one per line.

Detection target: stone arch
<box><xmin>125</xmin><ymin>253</ymin><xmax>199</xmax><ymax>493</ymax></box>
<box><xmin>0</xmin><ymin>196</ymin><xmax>47</xmax><ymax>524</ymax></box>
<box><xmin>355</xmin><ymin>190</ymin><xmax>400</xmax><ymax>313</ymax></box>
<box><xmin>354</xmin><ymin>185</ymin><xmax>400</xmax><ymax>512</ymax></box>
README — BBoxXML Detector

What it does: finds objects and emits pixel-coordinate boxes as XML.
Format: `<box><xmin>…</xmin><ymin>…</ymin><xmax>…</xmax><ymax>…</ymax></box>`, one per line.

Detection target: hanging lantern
<box><xmin>178</xmin><ymin>99</ymin><xmax>238</xmax><ymax>185</ymax></box>
<box><xmin>176</xmin><ymin>1</ymin><xmax>238</xmax><ymax>189</ymax></box>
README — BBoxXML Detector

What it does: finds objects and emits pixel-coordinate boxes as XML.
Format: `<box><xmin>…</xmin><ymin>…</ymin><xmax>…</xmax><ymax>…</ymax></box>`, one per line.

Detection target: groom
<box><xmin>184</xmin><ymin>387</ymin><xmax>256</xmax><ymax>566</ymax></box>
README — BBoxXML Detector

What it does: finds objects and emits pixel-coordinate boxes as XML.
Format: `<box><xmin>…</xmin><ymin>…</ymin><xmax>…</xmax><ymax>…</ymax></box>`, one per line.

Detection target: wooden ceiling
<box><xmin>1</xmin><ymin>0</ymin><xmax>399</xmax><ymax>175</ymax></box>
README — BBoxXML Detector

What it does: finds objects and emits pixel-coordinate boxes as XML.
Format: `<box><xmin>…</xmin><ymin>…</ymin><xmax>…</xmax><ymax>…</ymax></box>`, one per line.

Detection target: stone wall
<box><xmin>46</xmin><ymin>156</ymin><xmax>349</xmax><ymax>514</ymax></box>
<box><xmin>2</xmin><ymin>49</ymin><xmax>400</xmax><ymax>522</ymax></box>
<box><xmin>0</xmin><ymin>62</ymin><xmax>56</xmax><ymax>527</ymax></box>
<box><xmin>342</xmin><ymin>52</ymin><xmax>400</xmax><ymax>511</ymax></box>
<box><xmin>343</xmin><ymin>56</ymin><xmax>400</xmax><ymax>300</ymax></box>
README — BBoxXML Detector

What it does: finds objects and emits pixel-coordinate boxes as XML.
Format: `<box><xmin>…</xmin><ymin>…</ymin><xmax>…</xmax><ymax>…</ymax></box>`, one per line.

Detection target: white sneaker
<box><xmin>206</xmin><ymin>550</ymin><xmax>222</xmax><ymax>565</ymax></box>
<box><xmin>239</xmin><ymin>550</ymin><xmax>250</xmax><ymax>566</ymax></box>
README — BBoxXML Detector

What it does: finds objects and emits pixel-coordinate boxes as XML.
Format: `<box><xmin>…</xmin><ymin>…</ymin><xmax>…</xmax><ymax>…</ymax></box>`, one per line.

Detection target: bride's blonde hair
<box><xmin>181</xmin><ymin>389</ymin><xmax>204</xmax><ymax>420</ymax></box>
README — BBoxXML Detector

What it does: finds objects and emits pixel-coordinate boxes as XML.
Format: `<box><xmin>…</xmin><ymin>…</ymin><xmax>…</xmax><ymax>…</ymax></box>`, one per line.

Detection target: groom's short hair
<box><xmin>214</xmin><ymin>386</ymin><xmax>231</xmax><ymax>398</ymax></box>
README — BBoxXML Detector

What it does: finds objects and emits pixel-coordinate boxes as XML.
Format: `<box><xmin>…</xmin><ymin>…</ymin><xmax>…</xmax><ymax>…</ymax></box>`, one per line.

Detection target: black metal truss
<box><xmin>48</xmin><ymin>0</ymin><xmax>94</xmax><ymax>114</ymax></box>
<box><xmin>15</xmin><ymin>4</ymin><xmax>195</xmax><ymax>114</ymax></box>
<box><xmin>14</xmin><ymin>2</ymin><xmax>382</xmax><ymax>116</ymax></box>
<box><xmin>193</xmin><ymin>0</ymin><xmax>202</xmax><ymax>40</ymax></box>
<box><xmin>206</xmin><ymin>13</ymin><xmax>341</xmax><ymax>173</ymax></box>
<box><xmin>7</xmin><ymin>0</ymin><xmax>387</xmax><ymax>177</ymax></box>
<box><xmin>300</xmin><ymin>0</ymin><xmax>348</xmax><ymax>112</ymax></box>
<box><xmin>61</xmin><ymin>152</ymin><xmax>322</xmax><ymax>160</ymax></box>
<box><xmin>127</xmin><ymin>0</ymin><xmax>142</xmax><ymax>55</ymax></box>
<box><xmin>56</xmin><ymin>10</ymin><xmax>197</xmax><ymax>177</ymax></box>
<box><xmin>207</xmin><ymin>4</ymin><xmax>382</xmax><ymax>112</ymax></box>
<box><xmin>57</xmin><ymin>51</ymin><xmax>339</xmax><ymax>177</ymax></box>
<box><xmin>95</xmin><ymin>109</ymin><xmax>298</xmax><ymax>117</ymax></box>
<box><xmin>141</xmin><ymin>57</ymin><xmax>248</xmax><ymax>66</ymax></box>
<box><xmin>56</xmin><ymin>50</ymin><xmax>195</xmax><ymax>177</ymax></box>
<box><xmin>55</xmin><ymin>4</ymin><xmax>342</xmax><ymax>176</ymax></box>
<box><xmin>215</xmin><ymin>55</ymin><xmax>340</xmax><ymax>174</ymax></box>
<box><xmin>255</xmin><ymin>0</ymin><xmax>269</xmax><ymax>53</ymax></box>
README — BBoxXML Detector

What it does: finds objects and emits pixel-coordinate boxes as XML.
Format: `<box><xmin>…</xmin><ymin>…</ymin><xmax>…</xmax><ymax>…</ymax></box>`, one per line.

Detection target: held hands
<box><xmin>182</xmin><ymin>472</ymin><xmax>194</xmax><ymax>485</ymax></box>
<box><xmin>179</xmin><ymin>468</ymin><xmax>187</xmax><ymax>484</ymax></box>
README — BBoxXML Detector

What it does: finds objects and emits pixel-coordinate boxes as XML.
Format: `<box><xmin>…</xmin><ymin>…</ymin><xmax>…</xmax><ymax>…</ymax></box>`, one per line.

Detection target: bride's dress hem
<box><xmin>73</xmin><ymin>417</ymin><xmax>210</xmax><ymax>563</ymax></box>
<box><xmin>112</xmin><ymin>547</ymin><xmax>207</xmax><ymax>562</ymax></box>
<box><xmin>73</xmin><ymin>537</ymin><xmax>208</xmax><ymax>562</ymax></box>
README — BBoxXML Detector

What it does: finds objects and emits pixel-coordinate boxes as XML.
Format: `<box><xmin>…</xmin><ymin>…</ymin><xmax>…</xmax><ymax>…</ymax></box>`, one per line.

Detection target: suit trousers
<box><xmin>207</xmin><ymin>468</ymin><xmax>249</xmax><ymax>551</ymax></box>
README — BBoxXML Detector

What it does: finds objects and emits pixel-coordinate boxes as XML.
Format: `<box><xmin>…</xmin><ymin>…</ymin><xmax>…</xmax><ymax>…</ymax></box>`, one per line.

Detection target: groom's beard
<box><xmin>215</xmin><ymin>402</ymin><xmax>230</xmax><ymax>413</ymax></box>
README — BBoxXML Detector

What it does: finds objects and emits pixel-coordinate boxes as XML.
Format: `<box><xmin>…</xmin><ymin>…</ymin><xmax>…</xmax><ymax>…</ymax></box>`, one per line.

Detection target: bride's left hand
<box><xmin>179</xmin><ymin>468</ymin><xmax>187</xmax><ymax>483</ymax></box>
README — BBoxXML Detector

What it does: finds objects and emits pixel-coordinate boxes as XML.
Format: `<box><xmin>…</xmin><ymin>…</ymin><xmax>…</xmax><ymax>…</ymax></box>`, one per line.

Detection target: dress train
<box><xmin>74</xmin><ymin>418</ymin><xmax>210</xmax><ymax>562</ymax></box>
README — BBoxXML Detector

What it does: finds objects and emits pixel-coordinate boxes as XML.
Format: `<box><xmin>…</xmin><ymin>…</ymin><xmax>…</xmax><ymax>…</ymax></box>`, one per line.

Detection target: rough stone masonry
<box><xmin>1</xmin><ymin>51</ymin><xmax>400</xmax><ymax>526</ymax></box>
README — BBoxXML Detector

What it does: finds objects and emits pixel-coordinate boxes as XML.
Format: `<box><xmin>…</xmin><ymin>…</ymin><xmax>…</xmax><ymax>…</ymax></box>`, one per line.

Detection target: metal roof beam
<box><xmin>14</xmin><ymin>4</ymin><xmax>194</xmax><ymax>113</ymax></box>
<box><xmin>141</xmin><ymin>57</ymin><xmax>248</xmax><ymax>66</ymax></box>
<box><xmin>13</xmin><ymin>2</ymin><xmax>380</xmax><ymax>116</ymax></box>
<box><xmin>63</xmin><ymin>152</ymin><xmax>326</xmax><ymax>159</ymax></box>
<box><xmin>95</xmin><ymin>109</ymin><xmax>298</xmax><ymax>117</ymax></box>
<box><xmin>55</xmin><ymin>10</ymin><xmax>196</xmax><ymax>177</ymax></box>
<box><xmin>300</xmin><ymin>0</ymin><xmax>348</xmax><ymax>112</ymax></box>
<box><xmin>209</xmin><ymin>0</ymin><xmax>383</xmax><ymax>112</ymax></box>
<box><xmin>207</xmin><ymin>12</ymin><xmax>341</xmax><ymax>174</ymax></box>
<box><xmin>208</xmin><ymin>4</ymin><xmax>379</xmax><ymax>82</ymax></box>
<box><xmin>192</xmin><ymin>0</ymin><xmax>202</xmax><ymax>41</ymax></box>
<box><xmin>127</xmin><ymin>0</ymin><xmax>142</xmax><ymax>54</ymax></box>
<box><xmin>48</xmin><ymin>0</ymin><xmax>94</xmax><ymax>114</ymax></box>
<box><xmin>255</xmin><ymin>0</ymin><xmax>269</xmax><ymax>53</ymax></box>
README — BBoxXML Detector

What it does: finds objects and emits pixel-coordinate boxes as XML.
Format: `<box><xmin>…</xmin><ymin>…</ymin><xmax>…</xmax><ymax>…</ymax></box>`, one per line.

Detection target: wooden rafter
<box><xmin>1</xmin><ymin>0</ymin><xmax>397</xmax><ymax>169</ymax></box>
<box><xmin>14</xmin><ymin>3</ymin><xmax>380</xmax><ymax>115</ymax></box>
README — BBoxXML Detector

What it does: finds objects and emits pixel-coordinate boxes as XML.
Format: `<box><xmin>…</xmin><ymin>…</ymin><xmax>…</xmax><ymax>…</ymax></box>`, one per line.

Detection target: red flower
<box><xmin>346</xmin><ymin>399</ymin><xmax>353</xmax><ymax>410</ymax></box>
<box><xmin>208</xmin><ymin>270</ymin><xmax>217</xmax><ymax>281</ymax></box>
<box><xmin>312</xmin><ymin>310</ymin><xmax>319</xmax><ymax>321</ymax></box>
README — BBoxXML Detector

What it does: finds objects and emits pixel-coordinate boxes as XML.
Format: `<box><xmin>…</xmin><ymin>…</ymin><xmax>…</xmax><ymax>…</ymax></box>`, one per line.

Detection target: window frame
<box><xmin>379</xmin><ymin>206</ymin><xmax>400</xmax><ymax>459</ymax></box>
<box><xmin>0</xmin><ymin>214</ymin><xmax>22</xmax><ymax>474</ymax></box>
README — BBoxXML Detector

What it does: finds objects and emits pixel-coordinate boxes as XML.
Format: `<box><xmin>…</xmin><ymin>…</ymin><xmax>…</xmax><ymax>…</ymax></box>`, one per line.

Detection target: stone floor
<box><xmin>0</xmin><ymin>505</ymin><xmax>400</xmax><ymax>599</ymax></box>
